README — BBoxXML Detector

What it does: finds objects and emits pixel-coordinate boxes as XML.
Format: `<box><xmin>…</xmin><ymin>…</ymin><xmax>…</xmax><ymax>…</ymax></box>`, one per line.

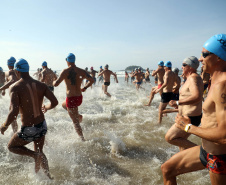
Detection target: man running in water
<box><xmin>161</xmin><ymin>34</ymin><xmax>226</xmax><ymax>185</ymax></box>
<box><xmin>155</xmin><ymin>61</ymin><xmax>175</xmax><ymax>124</ymax></box>
<box><xmin>0</xmin><ymin>59</ymin><xmax>58</xmax><ymax>179</ymax></box>
<box><xmin>165</xmin><ymin>57</ymin><xmax>203</xmax><ymax>151</ymax></box>
<box><xmin>98</xmin><ymin>64</ymin><xmax>118</xmax><ymax>97</ymax></box>
<box><xmin>144</xmin><ymin>61</ymin><xmax>165</xmax><ymax>106</ymax></box>
<box><xmin>0</xmin><ymin>57</ymin><xmax>19</xmax><ymax>133</ymax></box>
<box><xmin>98</xmin><ymin>66</ymin><xmax>104</xmax><ymax>84</ymax></box>
<box><xmin>132</xmin><ymin>67</ymin><xmax>144</xmax><ymax>90</ymax></box>
<box><xmin>41</xmin><ymin>61</ymin><xmax>57</xmax><ymax>92</ymax></box>
<box><xmin>53</xmin><ymin>53</ymin><xmax>94</xmax><ymax>141</ymax></box>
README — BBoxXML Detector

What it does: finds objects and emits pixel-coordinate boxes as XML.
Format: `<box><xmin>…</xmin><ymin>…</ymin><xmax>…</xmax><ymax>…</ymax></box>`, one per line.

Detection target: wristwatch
<box><xmin>184</xmin><ymin>124</ymin><xmax>192</xmax><ymax>132</ymax></box>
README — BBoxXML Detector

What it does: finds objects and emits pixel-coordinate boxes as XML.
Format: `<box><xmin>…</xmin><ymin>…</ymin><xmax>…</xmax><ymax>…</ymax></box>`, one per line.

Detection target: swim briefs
<box><xmin>66</xmin><ymin>95</ymin><xmax>83</xmax><ymax>108</ymax></box>
<box><xmin>188</xmin><ymin>114</ymin><xmax>202</xmax><ymax>127</ymax></box>
<box><xmin>200</xmin><ymin>146</ymin><xmax>226</xmax><ymax>174</ymax></box>
<box><xmin>136</xmin><ymin>81</ymin><xmax>142</xmax><ymax>85</ymax></box>
<box><xmin>104</xmin><ymin>82</ymin><xmax>110</xmax><ymax>86</ymax></box>
<box><xmin>18</xmin><ymin>120</ymin><xmax>47</xmax><ymax>142</ymax></box>
<box><xmin>161</xmin><ymin>92</ymin><xmax>173</xmax><ymax>103</ymax></box>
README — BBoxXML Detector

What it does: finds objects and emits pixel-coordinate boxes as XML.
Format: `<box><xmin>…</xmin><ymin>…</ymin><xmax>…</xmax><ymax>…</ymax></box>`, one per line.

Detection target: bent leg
<box><xmin>104</xmin><ymin>85</ymin><xmax>111</xmax><ymax>97</ymax></box>
<box><xmin>165</xmin><ymin>124</ymin><xmax>197</xmax><ymax>151</ymax></box>
<box><xmin>67</xmin><ymin>107</ymin><xmax>85</xmax><ymax>141</ymax></box>
<box><xmin>161</xmin><ymin>145</ymin><xmax>205</xmax><ymax>185</ymax></box>
<box><xmin>62</xmin><ymin>100</ymin><xmax>67</xmax><ymax>110</ymax></box>
<box><xmin>145</xmin><ymin>87</ymin><xmax>157</xmax><ymax>106</ymax></box>
<box><xmin>158</xmin><ymin>102</ymin><xmax>168</xmax><ymax>124</ymax></box>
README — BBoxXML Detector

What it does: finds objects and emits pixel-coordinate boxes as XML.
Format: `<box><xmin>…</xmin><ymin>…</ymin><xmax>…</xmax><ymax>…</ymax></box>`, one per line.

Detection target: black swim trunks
<box><xmin>104</xmin><ymin>82</ymin><xmax>110</xmax><ymax>86</ymax></box>
<box><xmin>200</xmin><ymin>146</ymin><xmax>226</xmax><ymax>174</ymax></box>
<box><xmin>48</xmin><ymin>86</ymin><xmax>54</xmax><ymax>92</ymax></box>
<box><xmin>18</xmin><ymin>120</ymin><xmax>47</xmax><ymax>142</ymax></box>
<box><xmin>161</xmin><ymin>92</ymin><xmax>173</xmax><ymax>103</ymax></box>
<box><xmin>188</xmin><ymin>114</ymin><xmax>202</xmax><ymax>127</ymax></box>
<box><xmin>172</xmin><ymin>93</ymin><xmax>179</xmax><ymax>101</ymax></box>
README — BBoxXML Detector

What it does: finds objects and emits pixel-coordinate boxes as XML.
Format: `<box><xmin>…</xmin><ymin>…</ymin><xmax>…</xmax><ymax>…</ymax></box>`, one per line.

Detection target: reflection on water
<box><xmin>0</xmin><ymin>75</ymin><xmax>210</xmax><ymax>185</ymax></box>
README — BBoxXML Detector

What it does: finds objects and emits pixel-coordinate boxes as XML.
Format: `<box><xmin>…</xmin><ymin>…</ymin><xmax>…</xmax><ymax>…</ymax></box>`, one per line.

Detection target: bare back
<box><xmin>100</xmin><ymin>69</ymin><xmax>115</xmax><ymax>82</ymax></box>
<box><xmin>41</xmin><ymin>68</ymin><xmax>57</xmax><ymax>86</ymax></box>
<box><xmin>152</xmin><ymin>67</ymin><xmax>165</xmax><ymax>84</ymax></box>
<box><xmin>58</xmin><ymin>66</ymin><xmax>92</xmax><ymax>97</ymax></box>
<box><xmin>10</xmin><ymin>78</ymin><xmax>53</xmax><ymax>126</ymax></box>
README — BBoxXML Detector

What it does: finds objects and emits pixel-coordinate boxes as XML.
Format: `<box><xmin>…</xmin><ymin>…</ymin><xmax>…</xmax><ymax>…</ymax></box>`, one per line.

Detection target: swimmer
<box><xmin>41</xmin><ymin>62</ymin><xmax>57</xmax><ymax>92</ymax></box>
<box><xmin>90</xmin><ymin>67</ymin><xmax>98</xmax><ymax>86</ymax></box>
<box><xmin>125</xmin><ymin>71</ymin><xmax>129</xmax><ymax>83</ymax></box>
<box><xmin>0</xmin><ymin>57</ymin><xmax>19</xmax><ymax>133</ymax></box>
<box><xmin>131</xmin><ymin>67</ymin><xmax>144</xmax><ymax>90</ymax></box>
<box><xmin>165</xmin><ymin>57</ymin><xmax>203</xmax><ymax>151</ymax></box>
<box><xmin>53</xmin><ymin>53</ymin><xmax>94</xmax><ymax>141</ymax></box>
<box><xmin>161</xmin><ymin>34</ymin><xmax>226</xmax><ymax>185</ymax></box>
<box><xmin>98</xmin><ymin>66</ymin><xmax>104</xmax><ymax>84</ymax></box>
<box><xmin>155</xmin><ymin>61</ymin><xmax>175</xmax><ymax>124</ymax></box>
<box><xmin>98</xmin><ymin>64</ymin><xmax>118</xmax><ymax>97</ymax></box>
<box><xmin>144</xmin><ymin>61</ymin><xmax>165</xmax><ymax>106</ymax></box>
<box><xmin>0</xmin><ymin>59</ymin><xmax>58</xmax><ymax>179</ymax></box>
<box><xmin>144</xmin><ymin>68</ymin><xmax>150</xmax><ymax>83</ymax></box>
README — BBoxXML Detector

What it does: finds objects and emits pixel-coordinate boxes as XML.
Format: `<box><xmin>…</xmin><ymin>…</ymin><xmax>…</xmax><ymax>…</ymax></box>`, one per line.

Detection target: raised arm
<box><xmin>0</xmin><ymin>74</ymin><xmax>17</xmax><ymax>91</ymax></box>
<box><xmin>53</xmin><ymin>70</ymin><xmax>65</xmax><ymax>87</ymax></box>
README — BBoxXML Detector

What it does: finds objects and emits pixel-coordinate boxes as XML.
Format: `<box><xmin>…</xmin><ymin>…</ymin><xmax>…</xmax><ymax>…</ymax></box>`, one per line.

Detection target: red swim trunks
<box><xmin>66</xmin><ymin>95</ymin><xmax>83</xmax><ymax>108</ymax></box>
<box><xmin>158</xmin><ymin>84</ymin><xmax>162</xmax><ymax>89</ymax></box>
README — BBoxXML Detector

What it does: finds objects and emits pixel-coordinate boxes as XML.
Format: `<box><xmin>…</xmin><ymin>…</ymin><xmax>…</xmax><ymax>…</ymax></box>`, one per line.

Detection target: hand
<box><xmin>154</xmin><ymin>88</ymin><xmax>160</xmax><ymax>94</ymax></box>
<box><xmin>42</xmin><ymin>105</ymin><xmax>47</xmax><ymax>113</ymax></box>
<box><xmin>81</xmin><ymin>88</ymin><xmax>86</xmax><ymax>92</ymax></box>
<box><xmin>0</xmin><ymin>125</ymin><xmax>8</xmax><ymax>135</ymax></box>
<box><xmin>175</xmin><ymin>114</ymin><xmax>191</xmax><ymax>131</ymax></box>
<box><xmin>169</xmin><ymin>100</ymin><xmax>178</xmax><ymax>109</ymax></box>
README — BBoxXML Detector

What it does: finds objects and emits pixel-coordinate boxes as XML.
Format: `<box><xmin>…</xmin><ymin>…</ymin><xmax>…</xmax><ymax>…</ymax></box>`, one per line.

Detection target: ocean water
<box><xmin>0</xmin><ymin>73</ymin><xmax>211</xmax><ymax>185</ymax></box>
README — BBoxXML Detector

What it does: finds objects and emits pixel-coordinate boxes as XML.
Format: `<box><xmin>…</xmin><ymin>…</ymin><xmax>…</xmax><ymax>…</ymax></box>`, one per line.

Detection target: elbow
<box><xmin>54</xmin><ymin>100</ymin><xmax>59</xmax><ymax>108</ymax></box>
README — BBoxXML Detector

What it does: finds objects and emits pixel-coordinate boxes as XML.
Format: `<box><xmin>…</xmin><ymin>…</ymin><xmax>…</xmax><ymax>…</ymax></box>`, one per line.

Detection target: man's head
<box><xmin>0</xmin><ymin>67</ymin><xmax>3</xmax><ymax>72</ymax></box>
<box><xmin>200</xmin><ymin>34</ymin><xmax>226</xmax><ymax>73</ymax></box>
<box><xmin>164</xmin><ymin>61</ymin><xmax>172</xmax><ymax>71</ymax></box>
<box><xmin>7</xmin><ymin>57</ymin><xmax>16</xmax><ymax>69</ymax></box>
<box><xmin>172</xmin><ymin>68</ymin><xmax>179</xmax><ymax>75</ymax></box>
<box><xmin>182</xmin><ymin>56</ymin><xmax>199</xmax><ymax>76</ymax></box>
<box><xmin>158</xmin><ymin>61</ymin><xmax>164</xmax><ymax>67</ymax></box>
<box><xmin>42</xmin><ymin>61</ymin><xmax>47</xmax><ymax>68</ymax></box>
<box><xmin>100</xmin><ymin>66</ymin><xmax>102</xmax><ymax>69</ymax></box>
<box><xmin>105</xmin><ymin>64</ymin><xmax>109</xmax><ymax>69</ymax></box>
<box><xmin>14</xmin><ymin>58</ymin><xmax>29</xmax><ymax>78</ymax></box>
<box><xmin>66</xmin><ymin>53</ymin><xmax>76</xmax><ymax>65</ymax></box>
<box><xmin>90</xmin><ymin>66</ymin><xmax>93</xmax><ymax>70</ymax></box>
<box><xmin>85</xmin><ymin>67</ymin><xmax>88</xmax><ymax>71</ymax></box>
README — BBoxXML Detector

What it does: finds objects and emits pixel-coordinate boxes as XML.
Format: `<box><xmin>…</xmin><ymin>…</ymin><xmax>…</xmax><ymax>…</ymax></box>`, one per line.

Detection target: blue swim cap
<box><xmin>158</xmin><ymin>61</ymin><xmax>164</xmax><ymax>66</ymax></box>
<box><xmin>7</xmin><ymin>57</ymin><xmax>16</xmax><ymax>66</ymax></box>
<box><xmin>203</xmin><ymin>34</ymin><xmax>226</xmax><ymax>61</ymax></box>
<box><xmin>100</xmin><ymin>66</ymin><xmax>102</xmax><ymax>68</ymax></box>
<box><xmin>0</xmin><ymin>67</ymin><xmax>3</xmax><ymax>72</ymax></box>
<box><xmin>164</xmin><ymin>61</ymin><xmax>172</xmax><ymax>68</ymax></box>
<box><xmin>66</xmin><ymin>53</ymin><xmax>76</xmax><ymax>63</ymax></box>
<box><xmin>42</xmin><ymin>61</ymin><xmax>47</xmax><ymax>66</ymax></box>
<box><xmin>15</xmin><ymin>59</ymin><xmax>29</xmax><ymax>72</ymax></box>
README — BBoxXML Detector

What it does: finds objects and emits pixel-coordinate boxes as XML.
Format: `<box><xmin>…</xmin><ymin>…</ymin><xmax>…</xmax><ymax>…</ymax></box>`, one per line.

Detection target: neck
<box><xmin>21</xmin><ymin>72</ymin><xmax>31</xmax><ymax>79</ymax></box>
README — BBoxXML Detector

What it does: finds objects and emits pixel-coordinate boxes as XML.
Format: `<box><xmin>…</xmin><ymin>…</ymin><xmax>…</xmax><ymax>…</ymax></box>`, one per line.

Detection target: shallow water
<box><xmin>0</xmin><ymin>75</ymin><xmax>210</xmax><ymax>185</ymax></box>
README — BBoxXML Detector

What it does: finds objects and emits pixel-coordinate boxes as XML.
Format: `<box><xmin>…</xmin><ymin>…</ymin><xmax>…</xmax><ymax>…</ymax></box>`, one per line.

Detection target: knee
<box><xmin>161</xmin><ymin>162</ymin><xmax>173</xmax><ymax>178</ymax></box>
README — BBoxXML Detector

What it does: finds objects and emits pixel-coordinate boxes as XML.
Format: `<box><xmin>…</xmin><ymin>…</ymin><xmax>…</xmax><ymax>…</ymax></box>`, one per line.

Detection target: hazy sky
<box><xmin>0</xmin><ymin>0</ymin><xmax>225</xmax><ymax>71</ymax></box>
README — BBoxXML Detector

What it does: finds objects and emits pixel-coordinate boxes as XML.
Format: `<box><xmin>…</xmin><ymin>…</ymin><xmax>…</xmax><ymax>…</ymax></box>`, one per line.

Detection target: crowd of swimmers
<box><xmin>0</xmin><ymin>34</ymin><xmax>226</xmax><ymax>184</ymax></box>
